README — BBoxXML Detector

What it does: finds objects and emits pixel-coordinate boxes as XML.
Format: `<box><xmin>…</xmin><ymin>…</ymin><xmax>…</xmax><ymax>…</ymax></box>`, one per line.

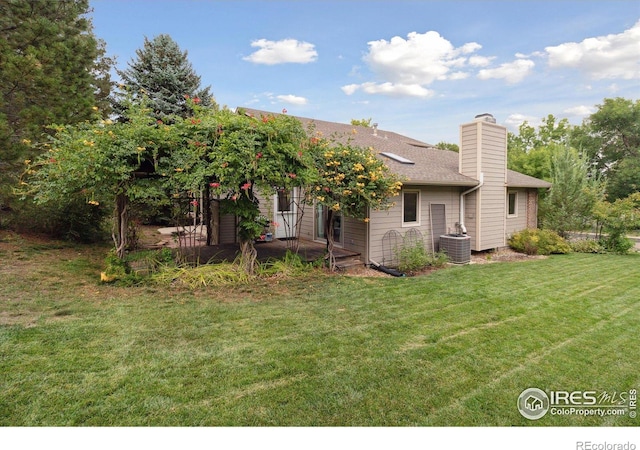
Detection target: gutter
<box><xmin>458</xmin><ymin>173</ymin><xmax>483</xmax><ymax>234</ymax></box>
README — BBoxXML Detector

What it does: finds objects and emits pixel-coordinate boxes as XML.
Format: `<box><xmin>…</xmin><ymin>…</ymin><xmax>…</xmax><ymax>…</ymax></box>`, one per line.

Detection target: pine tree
<box><xmin>0</xmin><ymin>0</ymin><xmax>113</xmax><ymax>210</ymax></box>
<box><xmin>116</xmin><ymin>34</ymin><xmax>215</xmax><ymax>122</ymax></box>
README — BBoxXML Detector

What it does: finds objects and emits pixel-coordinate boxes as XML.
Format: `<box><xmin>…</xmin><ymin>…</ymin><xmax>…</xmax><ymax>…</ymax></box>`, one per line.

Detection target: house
<box><xmin>525</xmin><ymin>395</ymin><xmax>544</xmax><ymax>412</ymax></box>
<box><xmin>217</xmin><ymin>109</ymin><xmax>551</xmax><ymax>265</ymax></box>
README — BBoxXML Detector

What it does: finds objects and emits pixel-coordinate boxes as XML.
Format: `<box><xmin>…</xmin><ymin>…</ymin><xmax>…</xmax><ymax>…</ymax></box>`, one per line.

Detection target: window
<box><xmin>277</xmin><ymin>189</ymin><xmax>291</xmax><ymax>212</ymax></box>
<box><xmin>508</xmin><ymin>191</ymin><xmax>518</xmax><ymax>217</ymax></box>
<box><xmin>402</xmin><ymin>190</ymin><xmax>420</xmax><ymax>226</ymax></box>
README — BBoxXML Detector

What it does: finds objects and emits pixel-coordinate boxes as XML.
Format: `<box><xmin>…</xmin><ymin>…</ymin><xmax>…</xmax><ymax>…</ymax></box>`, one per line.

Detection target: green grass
<box><xmin>1</xmin><ymin>233</ymin><xmax>639</xmax><ymax>426</ymax></box>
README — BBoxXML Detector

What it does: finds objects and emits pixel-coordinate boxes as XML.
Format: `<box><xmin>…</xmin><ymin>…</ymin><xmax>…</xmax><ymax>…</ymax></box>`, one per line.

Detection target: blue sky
<box><xmin>91</xmin><ymin>0</ymin><xmax>640</xmax><ymax>144</ymax></box>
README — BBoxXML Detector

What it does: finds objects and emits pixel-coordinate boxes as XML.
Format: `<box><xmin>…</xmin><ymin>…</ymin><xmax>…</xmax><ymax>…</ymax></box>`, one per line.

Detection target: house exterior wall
<box><xmin>298</xmin><ymin>203</ymin><xmax>314</xmax><ymax>241</ymax></box>
<box><xmin>526</xmin><ymin>189</ymin><xmax>539</xmax><ymax>229</ymax></box>
<box><xmin>505</xmin><ymin>188</ymin><xmax>528</xmax><ymax>239</ymax></box>
<box><xmin>296</xmin><ymin>202</ymin><xmax>367</xmax><ymax>257</ymax></box>
<box><xmin>342</xmin><ymin>216</ymin><xmax>367</xmax><ymax>257</ymax></box>
<box><xmin>367</xmin><ymin>185</ymin><xmax>460</xmax><ymax>265</ymax></box>
<box><xmin>460</xmin><ymin>118</ymin><xmax>508</xmax><ymax>251</ymax></box>
<box><xmin>219</xmin><ymin>213</ymin><xmax>237</xmax><ymax>244</ymax></box>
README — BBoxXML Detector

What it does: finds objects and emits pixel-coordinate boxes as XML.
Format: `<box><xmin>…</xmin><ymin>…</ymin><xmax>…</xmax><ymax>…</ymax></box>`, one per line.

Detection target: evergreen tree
<box><xmin>0</xmin><ymin>0</ymin><xmax>113</xmax><ymax>210</ymax></box>
<box><xmin>116</xmin><ymin>34</ymin><xmax>215</xmax><ymax>122</ymax></box>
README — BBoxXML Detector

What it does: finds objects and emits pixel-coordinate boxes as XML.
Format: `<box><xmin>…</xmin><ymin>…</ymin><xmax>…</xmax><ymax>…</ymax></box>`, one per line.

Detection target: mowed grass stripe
<box><xmin>423</xmin><ymin>300</ymin><xmax>640</xmax><ymax>425</ymax></box>
<box><xmin>1</xmin><ymin>246</ymin><xmax>639</xmax><ymax>425</ymax></box>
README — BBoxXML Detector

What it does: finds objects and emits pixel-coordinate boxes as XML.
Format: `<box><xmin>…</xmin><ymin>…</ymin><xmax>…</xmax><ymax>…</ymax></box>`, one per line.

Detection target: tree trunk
<box><xmin>239</xmin><ymin>238</ymin><xmax>257</xmax><ymax>275</ymax></box>
<box><xmin>204</xmin><ymin>183</ymin><xmax>212</xmax><ymax>246</ymax></box>
<box><xmin>325</xmin><ymin>209</ymin><xmax>336</xmax><ymax>271</ymax></box>
<box><xmin>113</xmin><ymin>193</ymin><xmax>128</xmax><ymax>259</ymax></box>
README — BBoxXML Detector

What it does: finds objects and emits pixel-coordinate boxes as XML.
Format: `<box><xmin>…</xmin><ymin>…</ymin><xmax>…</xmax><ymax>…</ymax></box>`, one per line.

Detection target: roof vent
<box><xmin>474</xmin><ymin>113</ymin><xmax>496</xmax><ymax>123</ymax></box>
<box><xmin>372</xmin><ymin>123</ymin><xmax>378</xmax><ymax>136</ymax></box>
<box><xmin>380</xmin><ymin>152</ymin><xmax>414</xmax><ymax>165</ymax></box>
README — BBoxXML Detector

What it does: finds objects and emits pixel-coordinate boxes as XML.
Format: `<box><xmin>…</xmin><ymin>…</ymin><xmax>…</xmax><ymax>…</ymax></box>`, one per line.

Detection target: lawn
<box><xmin>1</xmin><ymin>231</ymin><xmax>639</xmax><ymax>426</ymax></box>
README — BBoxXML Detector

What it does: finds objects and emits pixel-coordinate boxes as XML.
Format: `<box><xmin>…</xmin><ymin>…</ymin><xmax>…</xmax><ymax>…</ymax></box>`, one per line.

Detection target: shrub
<box><xmin>429</xmin><ymin>251</ymin><xmax>450</xmax><ymax>268</ymax></box>
<box><xmin>593</xmin><ymin>193</ymin><xmax>640</xmax><ymax>255</ymax></box>
<box><xmin>150</xmin><ymin>262</ymin><xmax>252</xmax><ymax>288</ymax></box>
<box><xmin>600</xmin><ymin>234</ymin><xmax>635</xmax><ymax>254</ymax></box>
<box><xmin>11</xmin><ymin>197</ymin><xmax>109</xmax><ymax>243</ymax></box>
<box><xmin>397</xmin><ymin>241</ymin><xmax>449</xmax><ymax>272</ymax></box>
<box><xmin>569</xmin><ymin>239</ymin><xmax>606</xmax><ymax>254</ymax></box>
<box><xmin>256</xmin><ymin>250</ymin><xmax>310</xmax><ymax>277</ymax></box>
<box><xmin>101</xmin><ymin>248</ymin><xmax>176</xmax><ymax>284</ymax></box>
<box><xmin>398</xmin><ymin>242</ymin><xmax>431</xmax><ymax>272</ymax></box>
<box><xmin>508</xmin><ymin>229</ymin><xmax>571</xmax><ymax>255</ymax></box>
<box><xmin>101</xmin><ymin>250</ymin><xmax>131</xmax><ymax>283</ymax></box>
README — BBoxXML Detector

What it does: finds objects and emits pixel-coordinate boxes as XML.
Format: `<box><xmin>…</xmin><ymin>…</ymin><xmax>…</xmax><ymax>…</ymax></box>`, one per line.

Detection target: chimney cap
<box><xmin>474</xmin><ymin>113</ymin><xmax>496</xmax><ymax>123</ymax></box>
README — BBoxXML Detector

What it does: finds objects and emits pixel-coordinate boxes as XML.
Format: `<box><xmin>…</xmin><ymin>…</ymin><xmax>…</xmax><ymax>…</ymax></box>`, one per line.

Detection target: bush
<box><xmin>10</xmin><ymin>197</ymin><xmax>109</xmax><ymax>243</ymax></box>
<box><xmin>101</xmin><ymin>248</ymin><xmax>176</xmax><ymax>284</ymax></box>
<box><xmin>257</xmin><ymin>250</ymin><xmax>310</xmax><ymax>278</ymax></box>
<box><xmin>569</xmin><ymin>239</ymin><xmax>606</xmax><ymax>254</ymax></box>
<box><xmin>101</xmin><ymin>250</ymin><xmax>131</xmax><ymax>283</ymax></box>
<box><xmin>600</xmin><ymin>234</ymin><xmax>635</xmax><ymax>254</ymax></box>
<box><xmin>508</xmin><ymin>229</ymin><xmax>571</xmax><ymax>255</ymax></box>
<box><xmin>398</xmin><ymin>242</ymin><xmax>431</xmax><ymax>272</ymax></box>
<box><xmin>397</xmin><ymin>241</ymin><xmax>449</xmax><ymax>272</ymax></box>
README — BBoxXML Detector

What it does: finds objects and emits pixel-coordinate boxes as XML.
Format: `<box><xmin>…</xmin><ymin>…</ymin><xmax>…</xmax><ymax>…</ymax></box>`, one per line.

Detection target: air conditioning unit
<box><xmin>439</xmin><ymin>234</ymin><xmax>471</xmax><ymax>264</ymax></box>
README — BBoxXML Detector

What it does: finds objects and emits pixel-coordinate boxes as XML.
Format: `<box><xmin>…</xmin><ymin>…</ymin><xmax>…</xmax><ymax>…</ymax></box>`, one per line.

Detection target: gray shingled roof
<box><xmin>240</xmin><ymin>108</ymin><xmax>551</xmax><ymax>189</ymax></box>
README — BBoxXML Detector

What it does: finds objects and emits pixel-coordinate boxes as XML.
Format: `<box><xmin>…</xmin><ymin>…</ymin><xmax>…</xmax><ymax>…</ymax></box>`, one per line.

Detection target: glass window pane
<box><xmin>403</xmin><ymin>192</ymin><xmax>418</xmax><ymax>223</ymax></box>
<box><xmin>277</xmin><ymin>189</ymin><xmax>291</xmax><ymax>212</ymax></box>
<box><xmin>508</xmin><ymin>192</ymin><xmax>517</xmax><ymax>216</ymax></box>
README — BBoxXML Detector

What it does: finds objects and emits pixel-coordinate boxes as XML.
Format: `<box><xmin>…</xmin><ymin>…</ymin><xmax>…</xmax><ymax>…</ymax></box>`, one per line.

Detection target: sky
<box><xmin>90</xmin><ymin>0</ymin><xmax>640</xmax><ymax>144</ymax></box>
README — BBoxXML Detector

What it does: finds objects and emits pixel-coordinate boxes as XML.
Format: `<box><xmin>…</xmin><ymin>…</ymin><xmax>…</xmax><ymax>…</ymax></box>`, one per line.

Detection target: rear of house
<box><xmin>225</xmin><ymin>109</ymin><xmax>551</xmax><ymax>265</ymax></box>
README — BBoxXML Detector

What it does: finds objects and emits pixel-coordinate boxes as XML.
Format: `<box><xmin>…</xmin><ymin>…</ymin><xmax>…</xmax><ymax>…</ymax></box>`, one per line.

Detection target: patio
<box><xmin>143</xmin><ymin>225</ymin><xmax>361</xmax><ymax>266</ymax></box>
<box><xmin>183</xmin><ymin>238</ymin><xmax>361</xmax><ymax>266</ymax></box>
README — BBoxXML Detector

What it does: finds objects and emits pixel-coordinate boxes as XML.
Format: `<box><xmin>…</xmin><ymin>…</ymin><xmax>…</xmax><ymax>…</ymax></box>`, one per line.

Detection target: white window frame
<box><xmin>402</xmin><ymin>190</ymin><xmax>421</xmax><ymax>227</ymax></box>
<box><xmin>507</xmin><ymin>190</ymin><xmax>518</xmax><ymax>218</ymax></box>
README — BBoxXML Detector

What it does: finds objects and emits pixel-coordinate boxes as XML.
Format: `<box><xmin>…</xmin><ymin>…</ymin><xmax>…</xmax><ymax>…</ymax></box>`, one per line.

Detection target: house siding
<box><xmin>368</xmin><ymin>186</ymin><xmax>460</xmax><ymax>265</ymax></box>
<box><xmin>506</xmin><ymin>188</ymin><xmax>528</xmax><ymax>239</ymax></box>
<box><xmin>460</xmin><ymin>119</ymin><xmax>508</xmax><ymax>251</ymax></box>
<box><xmin>219</xmin><ymin>214</ymin><xmax>237</xmax><ymax>244</ymax></box>
<box><xmin>526</xmin><ymin>189</ymin><xmax>539</xmax><ymax>229</ymax></box>
<box><xmin>342</xmin><ymin>216</ymin><xmax>367</xmax><ymax>257</ymax></box>
<box><xmin>298</xmin><ymin>203</ymin><xmax>314</xmax><ymax>241</ymax></box>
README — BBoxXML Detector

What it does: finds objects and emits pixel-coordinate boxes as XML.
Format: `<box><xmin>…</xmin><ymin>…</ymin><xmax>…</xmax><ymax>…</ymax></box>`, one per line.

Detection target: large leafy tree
<box><xmin>116</xmin><ymin>34</ymin><xmax>215</xmax><ymax>122</ymax></box>
<box><xmin>541</xmin><ymin>145</ymin><xmax>605</xmax><ymax>237</ymax></box>
<box><xmin>0</xmin><ymin>0</ymin><xmax>113</xmax><ymax>210</ymax></box>
<box><xmin>20</xmin><ymin>102</ymin><xmax>316</xmax><ymax>272</ymax></box>
<box><xmin>170</xmin><ymin>108</ymin><xmax>316</xmax><ymax>273</ymax></box>
<box><xmin>507</xmin><ymin>114</ymin><xmax>572</xmax><ymax>180</ymax></box>
<box><xmin>20</xmin><ymin>99</ymin><xmax>174</xmax><ymax>257</ymax></box>
<box><xmin>575</xmin><ymin>98</ymin><xmax>640</xmax><ymax>200</ymax></box>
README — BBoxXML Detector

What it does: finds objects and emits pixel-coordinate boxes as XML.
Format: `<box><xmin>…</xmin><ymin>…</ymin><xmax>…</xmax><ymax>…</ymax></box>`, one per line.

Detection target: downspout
<box><xmin>459</xmin><ymin>173</ymin><xmax>484</xmax><ymax>234</ymax></box>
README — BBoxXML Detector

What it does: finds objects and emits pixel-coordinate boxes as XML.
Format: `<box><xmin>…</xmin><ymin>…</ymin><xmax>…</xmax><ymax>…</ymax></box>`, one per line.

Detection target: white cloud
<box><xmin>477</xmin><ymin>58</ymin><xmax>535</xmax><ymax>84</ymax></box>
<box><xmin>505</xmin><ymin>113</ymin><xmax>541</xmax><ymax>131</ymax></box>
<box><xmin>545</xmin><ymin>19</ymin><xmax>640</xmax><ymax>79</ymax></box>
<box><xmin>468</xmin><ymin>55</ymin><xmax>494</xmax><ymax>67</ymax></box>
<box><xmin>276</xmin><ymin>94</ymin><xmax>308</xmax><ymax>105</ymax></box>
<box><xmin>243</xmin><ymin>38</ymin><xmax>318</xmax><ymax>65</ymax></box>
<box><xmin>563</xmin><ymin>105</ymin><xmax>595</xmax><ymax>117</ymax></box>
<box><xmin>607</xmin><ymin>83</ymin><xmax>620</xmax><ymax>93</ymax></box>
<box><xmin>341</xmin><ymin>84</ymin><xmax>360</xmax><ymax>96</ymax></box>
<box><xmin>342</xmin><ymin>82</ymin><xmax>433</xmax><ymax>98</ymax></box>
<box><xmin>363</xmin><ymin>31</ymin><xmax>482</xmax><ymax>86</ymax></box>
